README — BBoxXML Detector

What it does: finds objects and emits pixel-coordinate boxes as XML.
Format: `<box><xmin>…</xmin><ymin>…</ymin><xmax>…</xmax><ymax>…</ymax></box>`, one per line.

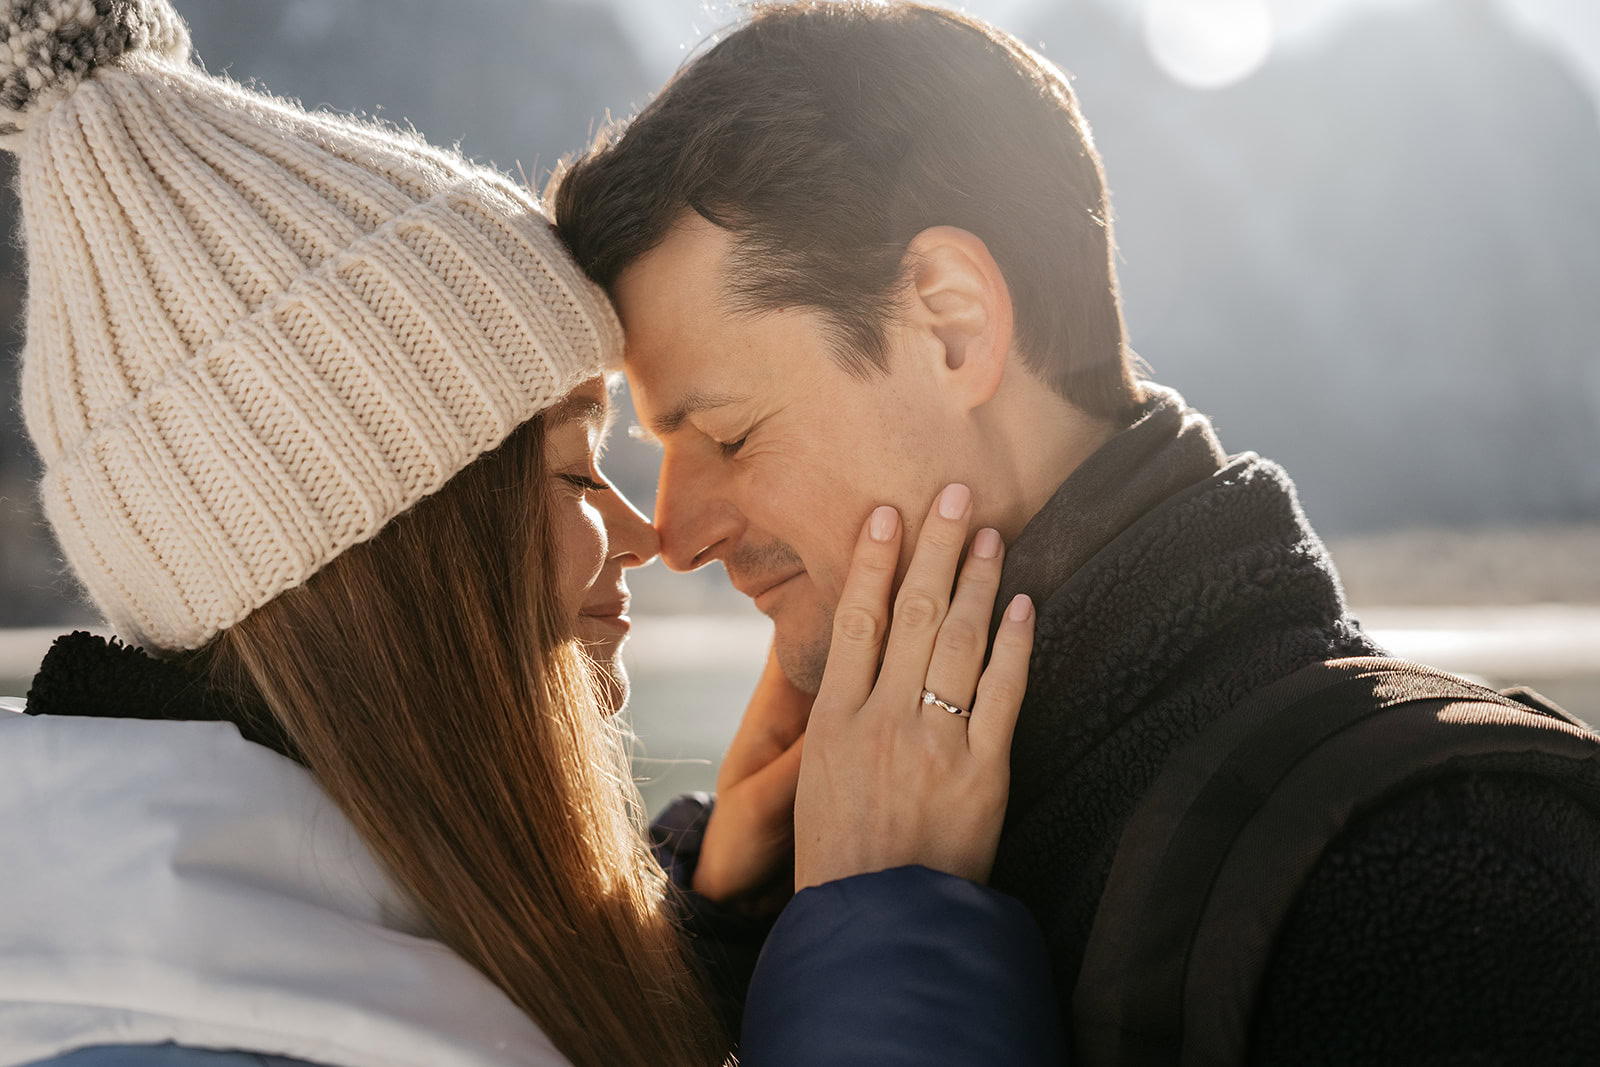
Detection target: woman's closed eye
<box><xmin>559</xmin><ymin>472</ymin><xmax>610</xmax><ymax>493</ymax></box>
<box><xmin>717</xmin><ymin>434</ymin><xmax>748</xmax><ymax>459</ymax></box>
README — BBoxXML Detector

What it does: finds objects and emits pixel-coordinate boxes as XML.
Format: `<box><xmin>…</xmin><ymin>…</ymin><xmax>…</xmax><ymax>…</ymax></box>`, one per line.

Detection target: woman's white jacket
<box><xmin>0</xmin><ymin>709</ymin><xmax>569</xmax><ymax>1067</ymax></box>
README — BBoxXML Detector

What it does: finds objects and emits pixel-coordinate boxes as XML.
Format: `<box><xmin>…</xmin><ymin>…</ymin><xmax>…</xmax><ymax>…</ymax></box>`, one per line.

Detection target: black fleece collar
<box><xmin>996</xmin><ymin>384</ymin><xmax>1228</xmax><ymax>615</ymax></box>
<box><xmin>984</xmin><ymin>381</ymin><xmax>1379</xmax><ymax>991</ymax></box>
<box><xmin>26</xmin><ymin>631</ymin><xmax>304</xmax><ymax>764</ymax></box>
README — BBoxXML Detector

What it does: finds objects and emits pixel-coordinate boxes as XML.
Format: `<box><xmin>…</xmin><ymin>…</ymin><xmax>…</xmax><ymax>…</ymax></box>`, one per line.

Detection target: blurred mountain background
<box><xmin>3</xmin><ymin>0</ymin><xmax>1597</xmax><ymax>625</ymax></box>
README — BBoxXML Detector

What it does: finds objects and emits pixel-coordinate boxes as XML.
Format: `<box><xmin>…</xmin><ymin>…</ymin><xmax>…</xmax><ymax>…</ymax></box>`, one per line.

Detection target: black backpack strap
<box><xmin>1073</xmin><ymin>656</ymin><xmax>1600</xmax><ymax>1067</ymax></box>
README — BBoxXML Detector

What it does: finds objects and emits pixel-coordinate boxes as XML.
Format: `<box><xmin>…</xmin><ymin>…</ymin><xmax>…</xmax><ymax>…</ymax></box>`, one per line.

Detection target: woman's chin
<box><xmin>574</xmin><ymin>623</ymin><xmax>631</xmax><ymax>714</ymax></box>
<box><xmin>592</xmin><ymin>651</ymin><xmax>630</xmax><ymax>716</ymax></box>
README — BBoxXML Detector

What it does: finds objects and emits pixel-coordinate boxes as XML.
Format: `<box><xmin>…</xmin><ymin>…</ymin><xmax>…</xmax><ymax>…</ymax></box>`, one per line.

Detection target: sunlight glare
<box><xmin>1143</xmin><ymin>0</ymin><xmax>1275</xmax><ymax>90</ymax></box>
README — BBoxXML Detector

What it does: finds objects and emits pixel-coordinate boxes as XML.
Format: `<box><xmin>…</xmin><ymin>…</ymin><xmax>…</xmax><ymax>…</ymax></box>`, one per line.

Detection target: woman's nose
<box><xmin>603</xmin><ymin>483</ymin><xmax>661</xmax><ymax>567</ymax></box>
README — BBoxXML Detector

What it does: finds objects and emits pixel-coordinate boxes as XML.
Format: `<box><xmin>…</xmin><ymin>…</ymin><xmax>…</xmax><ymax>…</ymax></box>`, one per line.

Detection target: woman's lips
<box><xmin>580</xmin><ymin>600</ymin><xmax>631</xmax><ymax>632</ymax></box>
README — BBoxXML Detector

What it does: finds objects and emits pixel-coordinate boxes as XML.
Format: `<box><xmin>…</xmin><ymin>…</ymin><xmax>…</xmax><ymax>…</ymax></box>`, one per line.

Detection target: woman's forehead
<box><xmin>547</xmin><ymin>377</ymin><xmax>616</xmax><ymax>434</ymax></box>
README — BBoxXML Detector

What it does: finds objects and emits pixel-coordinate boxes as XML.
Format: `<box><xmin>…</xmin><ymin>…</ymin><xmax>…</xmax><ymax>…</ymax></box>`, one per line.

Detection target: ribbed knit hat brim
<box><xmin>10</xmin><ymin>12</ymin><xmax>621</xmax><ymax>650</ymax></box>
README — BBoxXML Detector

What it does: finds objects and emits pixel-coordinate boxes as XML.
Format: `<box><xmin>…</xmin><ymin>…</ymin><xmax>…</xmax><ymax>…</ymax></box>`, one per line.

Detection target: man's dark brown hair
<box><xmin>551</xmin><ymin>0</ymin><xmax>1138</xmax><ymax>419</ymax></box>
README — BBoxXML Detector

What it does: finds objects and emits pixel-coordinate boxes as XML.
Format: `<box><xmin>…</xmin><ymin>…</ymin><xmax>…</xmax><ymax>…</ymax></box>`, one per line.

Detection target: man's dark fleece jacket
<box><xmin>989</xmin><ymin>384</ymin><xmax>1600</xmax><ymax>1063</ymax></box>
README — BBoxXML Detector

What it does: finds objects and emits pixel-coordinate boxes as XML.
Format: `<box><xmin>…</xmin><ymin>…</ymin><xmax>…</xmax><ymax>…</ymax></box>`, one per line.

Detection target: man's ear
<box><xmin>902</xmin><ymin>226</ymin><xmax>1015</xmax><ymax>411</ymax></box>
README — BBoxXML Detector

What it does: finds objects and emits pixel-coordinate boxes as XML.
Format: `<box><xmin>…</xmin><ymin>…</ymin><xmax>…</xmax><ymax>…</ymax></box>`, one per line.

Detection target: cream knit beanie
<box><xmin>3</xmin><ymin>0</ymin><xmax>622</xmax><ymax>651</ymax></box>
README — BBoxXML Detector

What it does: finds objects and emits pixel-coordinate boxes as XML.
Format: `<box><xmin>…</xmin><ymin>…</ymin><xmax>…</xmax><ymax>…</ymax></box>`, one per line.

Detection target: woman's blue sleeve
<box><xmin>741</xmin><ymin>865</ymin><xmax>1067</xmax><ymax>1066</ymax></box>
<box><xmin>650</xmin><ymin>793</ymin><xmax>779</xmax><ymax>1036</ymax></box>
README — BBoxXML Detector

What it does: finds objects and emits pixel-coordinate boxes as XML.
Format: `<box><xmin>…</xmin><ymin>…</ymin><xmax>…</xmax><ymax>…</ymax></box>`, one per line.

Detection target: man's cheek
<box><xmin>813</xmin><ymin>558</ymin><xmax>853</xmax><ymax>618</ymax></box>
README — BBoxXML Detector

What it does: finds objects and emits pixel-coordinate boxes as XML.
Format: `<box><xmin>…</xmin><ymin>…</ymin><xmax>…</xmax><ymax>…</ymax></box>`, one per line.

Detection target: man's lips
<box><xmin>736</xmin><ymin>572</ymin><xmax>805</xmax><ymax>607</ymax></box>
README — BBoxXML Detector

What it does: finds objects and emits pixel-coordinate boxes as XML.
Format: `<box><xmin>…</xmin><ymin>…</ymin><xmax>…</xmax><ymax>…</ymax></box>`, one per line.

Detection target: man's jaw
<box><xmin>722</xmin><ymin>542</ymin><xmax>827</xmax><ymax>687</ymax></box>
<box><xmin>770</xmin><ymin>599</ymin><xmax>833</xmax><ymax>696</ymax></box>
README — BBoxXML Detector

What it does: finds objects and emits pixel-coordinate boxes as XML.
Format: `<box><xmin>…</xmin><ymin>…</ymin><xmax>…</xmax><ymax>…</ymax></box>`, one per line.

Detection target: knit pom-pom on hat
<box><xmin>0</xmin><ymin>0</ymin><xmax>189</xmax><ymax>145</ymax></box>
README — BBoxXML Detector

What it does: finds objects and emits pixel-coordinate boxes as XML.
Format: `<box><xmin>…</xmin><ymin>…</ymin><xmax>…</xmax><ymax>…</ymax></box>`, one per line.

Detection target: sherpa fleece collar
<box><xmin>25</xmin><ymin>630</ymin><xmax>302</xmax><ymax>762</ymax></box>
<box><xmin>996</xmin><ymin>383</ymin><xmax>1228</xmax><ymax>616</ymax></box>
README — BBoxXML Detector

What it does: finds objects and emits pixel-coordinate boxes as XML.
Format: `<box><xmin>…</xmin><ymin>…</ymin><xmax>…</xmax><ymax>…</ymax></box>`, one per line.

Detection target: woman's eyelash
<box><xmin>718</xmin><ymin>435</ymin><xmax>748</xmax><ymax>459</ymax></box>
<box><xmin>559</xmin><ymin>473</ymin><xmax>609</xmax><ymax>492</ymax></box>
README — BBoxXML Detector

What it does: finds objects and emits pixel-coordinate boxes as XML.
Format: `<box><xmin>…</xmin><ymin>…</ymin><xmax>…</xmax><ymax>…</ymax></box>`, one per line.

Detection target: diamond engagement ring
<box><xmin>921</xmin><ymin>689</ymin><xmax>971</xmax><ymax>718</ymax></box>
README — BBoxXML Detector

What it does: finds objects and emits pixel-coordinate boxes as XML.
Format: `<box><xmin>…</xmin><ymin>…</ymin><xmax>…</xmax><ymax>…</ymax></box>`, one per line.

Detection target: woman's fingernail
<box><xmin>938</xmin><ymin>483</ymin><xmax>971</xmax><ymax>519</ymax></box>
<box><xmin>973</xmin><ymin>527</ymin><xmax>1002</xmax><ymax>559</ymax></box>
<box><xmin>1007</xmin><ymin>593</ymin><xmax>1033</xmax><ymax>621</ymax></box>
<box><xmin>869</xmin><ymin>505</ymin><xmax>899</xmax><ymax>542</ymax></box>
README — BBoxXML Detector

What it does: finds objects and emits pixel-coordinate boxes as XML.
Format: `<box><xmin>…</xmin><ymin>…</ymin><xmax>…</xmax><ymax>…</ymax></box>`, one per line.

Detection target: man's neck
<box><xmin>975</xmin><ymin>382</ymin><xmax>1121</xmax><ymax>543</ymax></box>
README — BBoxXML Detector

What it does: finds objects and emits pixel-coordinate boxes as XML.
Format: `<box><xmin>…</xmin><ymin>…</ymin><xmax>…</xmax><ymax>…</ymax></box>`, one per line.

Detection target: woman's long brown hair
<box><xmin>203</xmin><ymin>415</ymin><xmax>729</xmax><ymax>1066</ymax></box>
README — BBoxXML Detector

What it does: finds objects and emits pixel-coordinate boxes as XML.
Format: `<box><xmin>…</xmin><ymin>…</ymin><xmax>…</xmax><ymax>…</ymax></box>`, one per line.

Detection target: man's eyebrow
<box><xmin>651</xmin><ymin>388</ymin><xmax>746</xmax><ymax>437</ymax></box>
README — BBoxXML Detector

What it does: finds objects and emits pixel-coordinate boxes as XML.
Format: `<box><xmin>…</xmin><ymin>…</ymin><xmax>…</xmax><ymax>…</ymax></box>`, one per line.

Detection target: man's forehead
<box><xmin>614</xmin><ymin>215</ymin><xmax>741</xmax><ymax>340</ymax></box>
<box><xmin>616</xmin><ymin>216</ymin><xmax>835</xmax><ymax>441</ymax></box>
<box><xmin>619</xmin><ymin>263</ymin><xmax>759</xmax><ymax>444</ymax></box>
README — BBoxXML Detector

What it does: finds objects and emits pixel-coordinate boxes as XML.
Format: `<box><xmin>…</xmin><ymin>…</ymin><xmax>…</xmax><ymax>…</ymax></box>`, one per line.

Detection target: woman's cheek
<box><xmin>577</xmin><ymin>500</ymin><xmax>607</xmax><ymax>586</ymax></box>
<box><xmin>550</xmin><ymin>497</ymin><xmax>608</xmax><ymax>616</ymax></box>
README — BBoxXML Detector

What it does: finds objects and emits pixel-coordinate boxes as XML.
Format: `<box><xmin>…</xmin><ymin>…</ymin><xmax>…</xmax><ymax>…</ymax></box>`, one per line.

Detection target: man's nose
<box><xmin>653</xmin><ymin>448</ymin><xmax>741</xmax><ymax>573</ymax></box>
